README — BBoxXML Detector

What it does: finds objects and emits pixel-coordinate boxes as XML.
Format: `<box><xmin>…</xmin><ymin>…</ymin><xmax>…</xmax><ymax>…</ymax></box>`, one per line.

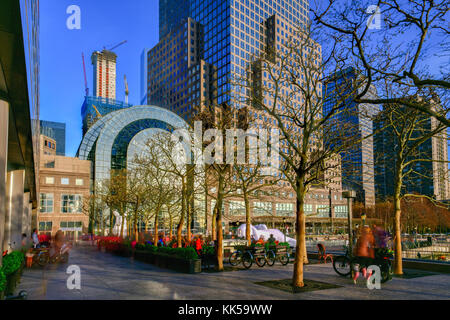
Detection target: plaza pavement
<box><xmin>16</xmin><ymin>244</ymin><xmax>450</xmax><ymax>300</ymax></box>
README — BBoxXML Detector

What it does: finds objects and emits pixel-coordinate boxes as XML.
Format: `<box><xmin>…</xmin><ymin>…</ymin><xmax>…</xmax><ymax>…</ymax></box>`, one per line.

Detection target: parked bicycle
<box><xmin>229</xmin><ymin>247</ymin><xmax>245</xmax><ymax>267</ymax></box>
<box><xmin>242</xmin><ymin>246</ymin><xmax>267</xmax><ymax>269</ymax></box>
<box><xmin>266</xmin><ymin>245</ymin><xmax>290</xmax><ymax>266</ymax></box>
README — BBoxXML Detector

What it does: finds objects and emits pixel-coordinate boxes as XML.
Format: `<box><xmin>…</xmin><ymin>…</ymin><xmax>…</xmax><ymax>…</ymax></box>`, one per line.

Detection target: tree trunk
<box><xmin>216</xmin><ymin>173</ymin><xmax>225</xmax><ymax>271</ymax></box>
<box><xmin>187</xmin><ymin>195</ymin><xmax>191</xmax><ymax>243</ymax></box>
<box><xmin>169</xmin><ymin>214</ymin><xmax>173</xmax><ymax>238</ymax></box>
<box><xmin>119</xmin><ymin>210</ymin><xmax>124</xmax><ymax>239</ymax></box>
<box><xmin>134</xmin><ymin>199</ymin><xmax>139</xmax><ymax>242</ymax></box>
<box><xmin>244</xmin><ymin>192</ymin><xmax>251</xmax><ymax>246</ymax></box>
<box><xmin>109</xmin><ymin>211</ymin><xmax>113</xmax><ymax>235</ymax></box>
<box><xmin>204</xmin><ymin>181</ymin><xmax>208</xmax><ymax>235</ymax></box>
<box><xmin>177</xmin><ymin>179</ymin><xmax>186</xmax><ymax>247</ymax></box>
<box><xmin>393</xmin><ymin>190</ymin><xmax>403</xmax><ymax>275</ymax></box>
<box><xmin>154</xmin><ymin>209</ymin><xmax>159</xmax><ymax>246</ymax></box>
<box><xmin>212</xmin><ymin>203</ymin><xmax>217</xmax><ymax>241</ymax></box>
<box><xmin>393</xmin><ymin>161</ymin><xmax>403</xmax><ymax>275</ymax></box>
<box><xmin>293</xmin><ymin>178</ymin><xmax>306</xmax><ymax>288</ymax></box>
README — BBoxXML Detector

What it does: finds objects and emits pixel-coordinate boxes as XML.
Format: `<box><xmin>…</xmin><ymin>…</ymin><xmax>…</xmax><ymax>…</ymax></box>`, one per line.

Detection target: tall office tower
<box><xmin>189</xmin><ymin>0</ymin><xmax>310</xmax><ymax>107</ymax></box>
<box><xmin>147</xmin><ymin>17</ymin><xmax>217</xmax><ymax>121</ymax></box>
<box><xmin>324</xmin><ymin>67</ymin><xmax>378</xmax><ymax>208</ymax></box>
<box><xmin>159</xmin><ymin>0</ymin><xmax>190</xmax><ymax>40</ymax></box>
<box><xmin>150</xmin><ymin>0</ymin><xmax>310</xmax><ymax>117</ymax></box>
<box><xmin>374</xmin><ymin>97</ymin><xmax>449</xmax><ymax>201</ymax></box>
<box><xmin>39</xmin><ymin>120</ymin><xmax>66</xmax><ymax>156</ymax></box>
<box><xmin>149</xmin><ymin>1</ymin><xmax>351</xmax><ymax>227</ymax></box>
<box><xmin>91</xmin><ymin>50</ymin><xmax>117</xmax><ymax>100</ymax></box>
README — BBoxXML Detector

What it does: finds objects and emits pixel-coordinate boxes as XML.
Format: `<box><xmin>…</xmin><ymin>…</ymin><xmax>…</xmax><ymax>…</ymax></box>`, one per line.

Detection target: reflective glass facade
<box><xmin>159</xmin><ymin>0</ymin><xmax>190</xmax><ymax>40</ymax></box>
<box><xmin>79</xmin><ymin>105</ymin><xmax>188</xmax><ymax>182</ymax></box>
<box><xmin>39</xmin><ymin>120</ymin><xmax>66</xmax><ymax>156</ymax></box>
<box><xmin>324</xmin><ymin>67</ymin><xmax>378</xmax><ymax>207</ymax></box>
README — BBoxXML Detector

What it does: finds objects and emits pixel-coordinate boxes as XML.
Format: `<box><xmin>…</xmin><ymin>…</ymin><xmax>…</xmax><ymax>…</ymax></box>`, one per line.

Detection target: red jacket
<box><xmin>195</xmin><ymin>239</ymin><xmax>202</xmax><ymax>250</ymax></box>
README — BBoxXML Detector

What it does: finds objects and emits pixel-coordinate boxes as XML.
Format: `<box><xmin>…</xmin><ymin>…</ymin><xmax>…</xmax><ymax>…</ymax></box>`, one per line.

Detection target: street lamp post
<box><xmin>342</xmin><ymin>190</ymin><xmax>356</xmax><ymax>252</ymax></box>
<box><xmin>283</xmin><ymin>217</ymin><xmax>286</xmax><ymax>242</ymax></box>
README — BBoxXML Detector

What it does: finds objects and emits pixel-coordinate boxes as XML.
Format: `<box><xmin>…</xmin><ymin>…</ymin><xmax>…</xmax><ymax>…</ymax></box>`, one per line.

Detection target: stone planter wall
<box><xmin>5</xmin><ymin>261</ymin><xmax>24</xmax><ymax>296</ymax></box>
<box><xmin>133</xmin><ymin>250</ymin><xmax>201</xmax><ymax>274</ymax></box>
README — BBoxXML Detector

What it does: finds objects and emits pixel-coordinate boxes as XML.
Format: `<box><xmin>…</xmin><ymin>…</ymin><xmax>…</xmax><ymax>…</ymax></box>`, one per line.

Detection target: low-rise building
<box><xmin>37</xmin><ymin>135</ymin><xmax>91</xmax><ymax>240</ymax></box>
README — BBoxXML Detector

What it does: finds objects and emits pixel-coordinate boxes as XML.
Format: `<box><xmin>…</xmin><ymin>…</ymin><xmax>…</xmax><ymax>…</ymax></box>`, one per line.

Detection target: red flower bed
<box><xmin>97</xmin><ymin>237</ymin><xmax>123</xmax><ymax>251</ymax></box>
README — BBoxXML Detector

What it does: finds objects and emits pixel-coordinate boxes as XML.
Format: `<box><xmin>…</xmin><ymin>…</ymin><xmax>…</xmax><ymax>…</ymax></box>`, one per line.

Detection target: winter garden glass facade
<box><xmin>78</xmin><ymin>105</ymin><xmax>188</xmax><ymax>182</ymax></box>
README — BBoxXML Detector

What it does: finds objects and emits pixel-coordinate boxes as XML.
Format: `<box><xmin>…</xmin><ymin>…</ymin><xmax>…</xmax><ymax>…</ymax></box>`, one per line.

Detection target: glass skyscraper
<box><xmin>159</xmin><ymin>0</ymin><xmax>190</xmax><ymax>40</ymax></box>
<box><xmin>324</xmin><ymin>67</ymin><xmax>378</xmax><ymax>207</ymax></box>
<box><xmin>39</xmin><ymin>120</ymin><xmax>66</xmax><ymax>156</ymax></box>
<box><xmin>155</xmin><ymin>0</ymin><xmax>310</xmax><ymax>109</ymax></box>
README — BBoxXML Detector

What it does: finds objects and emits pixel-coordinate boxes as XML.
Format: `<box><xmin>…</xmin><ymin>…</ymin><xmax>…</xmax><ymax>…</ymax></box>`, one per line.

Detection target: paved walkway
<box><xmin>17</xmin><ymin>245</ymin><xmax>450</xmax><ymax>300</ymax></box>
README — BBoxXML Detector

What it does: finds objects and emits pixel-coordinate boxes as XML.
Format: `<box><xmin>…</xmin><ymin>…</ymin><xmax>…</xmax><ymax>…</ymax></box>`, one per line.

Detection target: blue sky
<box><xmin>40</xmin><ymin>0</ymin><xmax>159</xmax><ymax>156</ymax></box>
<box><xmin>39</xmin><ymin>1</ymin><xmax>447</xmax><ymax>157</ymax></box>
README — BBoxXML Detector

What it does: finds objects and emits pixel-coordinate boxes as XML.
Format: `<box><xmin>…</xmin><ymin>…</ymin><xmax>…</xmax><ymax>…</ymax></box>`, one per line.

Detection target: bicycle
<box><xmin>333</xmin><ymin>245</ymin><xmax>394</xmax><ymax>283</ymax></box>
<box><xmin>229</xmin><ymin>248</ymin><xmax>244</xmax><ymax>266</ymax></box>
<box><xmin>242</xmin><ymin>246</ymin><xmax>267</xmax><ymax>269</ymax></box>
<box><xmin>266</xmin><ymin>245</ymin><xmax>290</xmax><ymax>266</ymax></box>
<box><xmin>333</xmin><ymin>245</ymin><xmax>352</xmax><ymax>277</ymax></box>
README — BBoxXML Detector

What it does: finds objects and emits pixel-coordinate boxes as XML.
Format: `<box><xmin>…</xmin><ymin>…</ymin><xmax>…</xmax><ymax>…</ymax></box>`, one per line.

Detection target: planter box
<box><xmin>133</xmin><ymin>250</ymin><xmax>201</xmax><ymax>274</ymax></box>
<box><xmin>201</xmin><ymin>254</ymin><xmax>216</xmax><ymax>270</ymax></box>
<box><xmin>134</xmin><ymin>250</ymin><xmax>156</xmax><ymax>264</ymax></box>
<box><xmin>5</xmin><ymin>270</ymin><xmax>19</xmax><ymax>296</ymax></box>
<box><xmin>114</xmin><ymin>246</ymin><xmax>133</xmax><ymax>258</ymax></box>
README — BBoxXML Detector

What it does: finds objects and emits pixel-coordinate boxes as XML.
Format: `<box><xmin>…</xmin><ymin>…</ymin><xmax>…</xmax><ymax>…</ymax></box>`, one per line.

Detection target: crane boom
<box><xmin>107</xmin><ymin>40</ymin><xmax>127</xmax><ymax>51</ymax></box>
<box><xmin>82</xmin><ymin>53</ymin><xmax>89</xmax><ymax>96</ymax></box>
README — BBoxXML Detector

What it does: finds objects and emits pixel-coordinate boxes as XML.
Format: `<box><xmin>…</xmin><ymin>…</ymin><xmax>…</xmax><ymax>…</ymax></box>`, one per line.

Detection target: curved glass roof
<box><xmin>78</xmin><ymin>105</ymin><xmax>189</xmax><ymax>182</ymax></box>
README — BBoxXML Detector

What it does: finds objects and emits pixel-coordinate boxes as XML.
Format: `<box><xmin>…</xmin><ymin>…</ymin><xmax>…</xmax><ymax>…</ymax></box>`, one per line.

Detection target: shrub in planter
<box><xmin>2</xmin><ymin>252</ymin><xmax>24</xmax><ymax>276</ymax></box>
<box><xmin>2</xmin><ymin>251</ymin><xmax>25</xmax><ymax>296</ymax></box>
<box><xmin>0</xmin><ymin>269</ymin><xmax>6</xmax><ymax>298</ymax></box>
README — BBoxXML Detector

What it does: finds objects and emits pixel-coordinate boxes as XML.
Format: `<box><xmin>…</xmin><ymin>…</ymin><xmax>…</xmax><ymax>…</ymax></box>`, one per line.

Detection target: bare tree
<box><xmin>374</xmin><ymin>93</ymin><xmax>447</xmax><ymax>274</ymax></box>
<box><xmin>311</xmin><ymin>0</ymin><xmax>450</xmax><ymax>126</ymax></box>
<box><xmin>194</xmin><ymin>103</ymin><xmax>239</xmax><ymax>271</ymax></box>
<box><xmin>235</xmin><ymin>19</ymin><xmax>362</xmax><ymax>287</ymax></box>
<box><xmin>132</xmin><ymin>133</ymin><xmax>179</xmax><ymax>245</ymax></box>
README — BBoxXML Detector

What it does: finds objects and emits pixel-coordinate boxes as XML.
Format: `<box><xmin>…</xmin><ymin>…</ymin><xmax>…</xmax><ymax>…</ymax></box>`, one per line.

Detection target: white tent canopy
<box><xmin>236</xmin><ymin>224</ymin><xmax>296</xmax><ymax>247</ymax></box>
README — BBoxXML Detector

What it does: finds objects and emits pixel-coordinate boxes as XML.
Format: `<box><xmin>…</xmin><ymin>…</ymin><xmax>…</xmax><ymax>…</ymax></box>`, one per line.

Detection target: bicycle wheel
<box><xmin>333</xmin><ymin>256</ymin><xmax>351</xmax><ymax>277</ymax></box>
<box><xmin>266</xmin><ymin>250</ymin><xmax>276</xmax><ymax>266</ymax></box>
<box><xmin>255</xmin><ymin>255</ymin><xmax>266</xmax><ymax>267</ymax></box>
<box><xmin>242</xmin><ymin>252</ymin><xmax>253</xmax><ymax>269</ymax></box>
<box><xmin>380</xmin><ymin>261</ymin><xmax>393</xmax><ymax>283</ymax></box>
<box><xmin>37</xmin><ymin>252</ymin><xmax>49</xmax><ymax>266</ymax></box>
<box><xmin>60</xmin><ymin>252</ymin><xmax>69</xmax><ymax>264</ymax></box>
<box><xmin>229</xmin><ymin>251</ymin><xmax>241</xmax><ymax>266</ymax></box>
<box><xmin>280</xmin><ymin>253</ymin><xmax>290</xmax><ymax>265</ymax></box>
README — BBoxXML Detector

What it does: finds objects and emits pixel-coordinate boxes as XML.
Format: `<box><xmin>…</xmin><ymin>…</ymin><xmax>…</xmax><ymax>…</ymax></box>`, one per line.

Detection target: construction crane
<box><xmin>103</xmin><ymin>40</ymin><xmax>127</xmax><ymax>51</ymax></box>
<box><xmin>124</xmin><ymin>75</ymin><xmax>129</xmax><ymax>104</ymax></box>
<box><xmin>81</xmin><ymin>52</ymin><xmax>89</xmax><ymax>96</ymax></box>
<box><xmin>92</xmin><ymin>105</ymin><xmax>102</xmax><ymax>118</ymax></box>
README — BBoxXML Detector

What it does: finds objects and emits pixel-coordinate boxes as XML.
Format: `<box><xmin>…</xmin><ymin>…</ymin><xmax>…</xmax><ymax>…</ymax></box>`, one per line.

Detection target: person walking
<box><xmin>352</xmin><ymin>226</ymin><xmax>375</xmax><ymax>284</ymax></box>
<box><xmin>195</xmin><ymin>235</ymin><xmax>203</xmax><ymax>256</ymax></box>
<box><xmin>32</xmin><ymin>228</ymin><xmax>40</xmax><ymax>248</ymax></box>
